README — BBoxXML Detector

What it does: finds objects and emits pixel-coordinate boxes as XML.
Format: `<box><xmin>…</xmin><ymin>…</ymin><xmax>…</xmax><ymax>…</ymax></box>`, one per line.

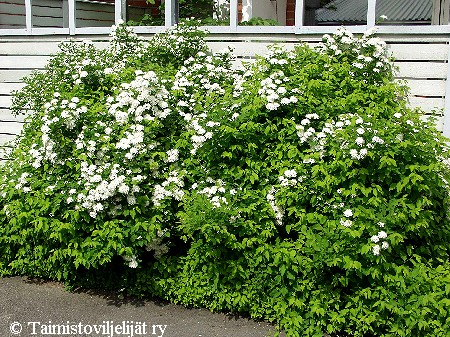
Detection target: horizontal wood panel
<box><xmin>32</xmin><ymin>0</ymin><xmax>63</xmax><ymax>8</ymax></box>
<box><xmin>402</xmin><ymin>79</ymin><xmax>446</xmax><ymax>97</ymax></box>
<box><xmin>33</xmin><ymin>17</ymin><xmax>64</xmax><ymax>28</ymax></box>
<box><xmin>421</xmin><ymin>115</ymin><xmax>444</xmax><ymax>131</ymax></box>
<box><xmin>0</xmin><ymin>0</ymin><xmax>25</xmax><ymax>4</ymax></box>
<box><xmin>0</xmin><ymin>109</ymin><xmax>27</xmax><ymax>122</ymax></box>
<box><xmin>0</xmin><ymin>70</ymin><xmax>34</xmax><ymax>82</ymax></box>
<box><xmin>0</xmin><ymin>121</ymin><xmax>23</xmax><ymax>135</ymax></box>
<box><xmin>77</xmin><ymin>1</ymin><xmax>114</xmax><ymax>12</ymax></box>
<box><xmin>388</xmin><ymin>43</ymin><xmax>449</xmax><ymax>61</ymax></box>
<box><xmin>0</xmin><ymin>2</ymin><xmax>25</xmax><ymax>15</ymax></box>
<box><xmin>76</xmin><ymin>19</ymin><xmax>115</xmax><ymax>27</ymax></box>
<box><xmin>77</xmin><ymin>11</ymin><xmax>115</xmax><ymax>22</ymax></box>
<box><xmin>0</xmin><ymin>133</ymin><xmax>18</xmax><ymax>144</ymax></box>
<box><xmin>0</xmin><ymin>95</ymin><xmax>11</xmax><ymax>108</ymax></box>
<box><xmin>408</xmin><ymin>96</ymin><xmax>445</xmax><ymax>113</ymax></box>
<box><xmin>0</xmin><ymin>82</ymin><xmax>25</xmax><ymax>94</ymax></box>
<box><xmin>395</xmin><ymin>62</ymin><xmax>448</xmax><ymax>79</ymax></box>
<box><xmin>0</xmin><ymin>55</ymin><xmax>50</xmax><ymax>69</ymax></box>
<box><xmin>0</xmin><ymin>14</ymin><xmax>26</xmax><ymax>26</ymax></box>
<box><xmin>32</xmin><ymin>4</ymin><xmax>63</xmax><ymax>18</ymax></box>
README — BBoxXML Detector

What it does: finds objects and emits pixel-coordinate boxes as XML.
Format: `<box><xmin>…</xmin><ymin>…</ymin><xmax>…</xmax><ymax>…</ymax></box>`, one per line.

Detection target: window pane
<box><xmin>127</xmin><ymin>0</ymin><xmax>164</xmax><ymax>26</ymax></box>
<box><xmin>0</xmin><ymin>0</ymin><xmax>26</xmax><ymax>29</ymax></box>
<box><xmin>76</xmin><ymin>0</ymin><xmax>115</xmax><ymax>28</ymax></box>
<box><xmin>178</xmin><ymin>0</ymin><xmax>230</xmax><ymax>26</ymax></box>
<box><xmin>315</xmin><ymin>0</ymin><xmax>368</xmax><ymax>26</ymax></box>
<box><xmin>33</xmin><ymin>0</ymin><xmax>64</xmax><ymax>28</ymax></box>
<box><xmin>376</xmin><ymin>0</ymin><xmax>433</xmax><ymax>25</ymax></box>
<box><xmin>238</xmin><ymin>0</ymin><xmax>289</xmax><ymax>26</ymax></box>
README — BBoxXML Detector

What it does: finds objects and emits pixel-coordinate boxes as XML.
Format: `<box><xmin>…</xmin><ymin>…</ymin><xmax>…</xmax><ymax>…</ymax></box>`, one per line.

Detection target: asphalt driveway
<box><xmin>0</xmin><ymin>276</ymin><xmax>282</xmax><ymax>337</ymax></box>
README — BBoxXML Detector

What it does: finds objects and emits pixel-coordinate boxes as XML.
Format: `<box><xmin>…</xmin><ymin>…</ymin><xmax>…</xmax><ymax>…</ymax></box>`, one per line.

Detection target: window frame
<box><xmin>0</xmin><ymin>0</ymin><xmax>449</xmax><ymax>36</ymax></box>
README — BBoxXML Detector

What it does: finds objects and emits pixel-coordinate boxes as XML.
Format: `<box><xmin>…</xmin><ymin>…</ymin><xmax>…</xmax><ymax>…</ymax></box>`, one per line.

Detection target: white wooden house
<box><xmin>1</xmin><ymin>0</ymin><xmax>450</xmax><ymax>161</ymax></box>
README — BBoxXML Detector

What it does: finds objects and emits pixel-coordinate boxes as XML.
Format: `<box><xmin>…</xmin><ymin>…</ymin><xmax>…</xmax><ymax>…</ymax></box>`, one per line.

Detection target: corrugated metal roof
<box><xmin>316</xmin><ymin>0</ymin><xmax>432</xmax><ymax>23</ymax></box>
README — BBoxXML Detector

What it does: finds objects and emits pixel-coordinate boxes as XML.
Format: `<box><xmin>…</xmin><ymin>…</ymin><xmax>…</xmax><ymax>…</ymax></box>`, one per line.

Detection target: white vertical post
<box><xmin>230</xmin><ymin>0</ymin><xmax>238</xmax><ymax>31</ymax></box>
<box><xmin>165</xmin><ymin>0</ymin><xmax>177</xmax><ymax>27</ymax></box>
<box><xmin>295</xmin><ymin>0</ymin><xmax>304</xmax><ymax>32</ymax></box>
<box><xmin>68</xmin><ymin>0</ymin><xmax>76</xmax><ymax>35</ymax></box>
<box><xmin>25</xmin><ymin>0</ymin><xmax>32</xmax><ymax>34</ymax></box>
<box><xmin>115</xmin><ymin>0</ymin><xmax>125</xmax><ymax>24</ymax></box>
<box><xmin>367</xmin><ymin>0</ymin><xmax>377</xmax><ymax>28</ymax></box>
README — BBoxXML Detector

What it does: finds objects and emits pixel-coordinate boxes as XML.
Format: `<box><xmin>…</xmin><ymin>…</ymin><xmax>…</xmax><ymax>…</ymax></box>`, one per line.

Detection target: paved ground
<box><xmin>0</xmin><ymin>276</ymin><xmax>283</xmax><ymax>337</ymax></box>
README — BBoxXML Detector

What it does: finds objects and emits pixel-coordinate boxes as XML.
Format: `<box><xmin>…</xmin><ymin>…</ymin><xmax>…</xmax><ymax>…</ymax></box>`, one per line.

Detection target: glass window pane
<box><xmin>76</xmin><ymin>0</ymin><xmax>115</xmax><ymax>28</ymax></box>
<box><xmin>315</xmin><ymin>0</ymin><xmax>368</xmax><ymax>26</ymax></box>
<box><xmin>239</xmin><ymin>0</ymin><xmax>289</xmax><ymax>26</ymax></box>
<box><xmin>0</xmin><ymin>0</ymin><xmax>26</xmax><ymax>29</ymax></box>
<box><xmin>127</xmin><ymin>0</ymin><xmax>164</xmax><ymax>26</ymax></box>
<box><xmin>376</xmin><ymin>0</ymin><xmax>433</xmax><ymax>25</ymax></box>
<box><xmin>33</xmin><ymin>0</ymin><xmax>64</xmax><ymax>28</ymax></box>
<box><xmin>178</xmin><ymin>0</ymin><xmax>230</xmax><ymax>26</ymax></box>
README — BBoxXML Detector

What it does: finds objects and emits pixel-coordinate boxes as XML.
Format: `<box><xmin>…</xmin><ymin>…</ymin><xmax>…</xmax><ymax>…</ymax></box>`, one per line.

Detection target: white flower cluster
<box><xmin>340</xmin><ymin>208</ymin><xmax>353</xmax><ymax>227</ymax></box>
<box><xmin>152</xmin><ymin>171</ymin><xmax>185</xmax><ymax>207</ymax></box>
<box><xmin>151</xmin><ymin>19</ymin><xmax>207</xmax><ymax>62</ymax></box>
<box><xmin>14</xmin><ymin>172</ymin><xmax>31</xmax><ymax>193</ymax></box>
<box><xmin>296</xmin><ymin>114</ymin><xmax>348</xmax><ymax>159</ymax></box>
<box><xmin>264</xmin><ymin>45</ymin><xmax>294</xmax><ymax>66</ymax></box>
<box><xmin>109</xmin><ymin>70</ymin><xmax>171</xmax><ymax>125</ymax></box>
<box><xmin>29</xmin><ymin>94</ymin><xmax>88</xmax><ymax>169</ymax></box>
<box><xmin>109</xmin><ymin>20</ymin><xmax>146</xmax><ymax>65</ymax></box>
<box><xmin>278</xmin><ymin>169</ymin><xmax>300</xmax><ymax>187</ymax></box>
<box><xmin>317</xmin><ymin>27</ymin><xmax>391</xmax><ymax>77</ymax></box>
<box><xmin>194</xmin><ymin>178</ymin><xmax>229</xmax><ymax>209</ymax></box>
<box><xmin>123</xmin><ymin>255</ymin><xmax>138</xmax><ymax>268</ymax></box>
<box><xmin>371</xmin><ymin>222</ymin><xmax>389</xmax><ymax>255</ymax></box>
<box><xmin>189</xmin><ymin>117</ymin><xmax>218</xmax><ymax>154</ymax></box>
<box><xmin>75</xmin><ymin>162</ymin><xmax>144</xmax><ymax>218</ymax></box>
<box><xmin>342</xmin><ymin>114</ymin><xmax>385</xmax><ymax>161</ymax></box>
<box><xmin>267</xmin><ymin>186</ymin><xmax>283</xmax><ymax>225</ymax></box>
<box><xmin>173</xmin><ymin>51</ymin><xmax>232</xmax><ymax>154</ymax></box>
<box><xmin>65</xmin><ymin>71</ymin><xmax>175</xmax><ymax>217</ymax></box>
<box><xmin>258</xmin><ymin>70</ymin><xmax>297</xmax><ymax>111</ymax></box>
<box><xmin>57</xmin><ymin>39</ymin><xmax>107</xmax><ymax>87</ymax></box>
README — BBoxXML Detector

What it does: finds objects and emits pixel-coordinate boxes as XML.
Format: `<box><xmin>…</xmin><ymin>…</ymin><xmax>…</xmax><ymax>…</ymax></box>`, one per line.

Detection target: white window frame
<box><xmin>1</xmin><ymin>0</ymin><xmax>450</xmax><ymax>36</ymax></box>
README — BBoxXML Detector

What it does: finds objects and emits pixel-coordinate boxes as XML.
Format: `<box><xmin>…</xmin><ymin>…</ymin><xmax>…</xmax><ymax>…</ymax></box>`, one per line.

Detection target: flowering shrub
<box><xmin>1</xmin><ymin>23</ymin><xmax>450</xmax><ymax>337</ymax></box>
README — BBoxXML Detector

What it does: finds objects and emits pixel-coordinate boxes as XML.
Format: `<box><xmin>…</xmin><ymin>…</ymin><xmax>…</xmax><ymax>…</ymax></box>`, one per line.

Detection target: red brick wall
<box><xmin>286</xmin><ymin>0</ymin><xmax>296</xmax><ymax>26</ymax></box>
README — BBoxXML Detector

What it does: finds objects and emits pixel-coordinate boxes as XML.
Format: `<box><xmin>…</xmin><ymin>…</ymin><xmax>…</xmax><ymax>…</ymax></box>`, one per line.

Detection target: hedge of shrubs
<box><xmin>1</xmin><ymin>21</ymin><xmax>450</xmax><ymax>336</ymax></box>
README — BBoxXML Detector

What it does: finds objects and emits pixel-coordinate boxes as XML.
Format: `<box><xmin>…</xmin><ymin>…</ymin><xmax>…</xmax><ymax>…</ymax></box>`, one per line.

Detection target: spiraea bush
<box><xmin>1</xmin><ymin>22</ymin><xmax>450</xmax><ymax>336</ymax></box>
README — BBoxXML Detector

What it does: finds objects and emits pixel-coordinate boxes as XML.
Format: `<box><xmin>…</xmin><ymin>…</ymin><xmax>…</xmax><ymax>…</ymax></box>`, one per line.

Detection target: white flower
<box><xmin>355</xmin><ymin>137</ymin><xmax>365</xmax><ymax>146</ymax></box>
<box><xmin>377</xmin><ymin>222</ymin><xmax>385</xmax><ymax>228</ymax></box>
<box><xmin>343</xmin><ymin>209</ymin><xmax>353</xmax><ymax>217</ymax></box>
<box><xmin>165</xmin><ymin>149</ymin><xmax>179</xmax><ymax>163</ymax></box>
<box><xmin>371</xmin><ymin>235</ymin><xmax>380</xmax><ymax>243</ymax></box>
<box><xmin>377</xmin><ymin>230</ymin><xmax>387</xmax><ymax>239</ymax></box>
<box><xmin>284</xmin><ymin>169</ymin><xmax>297</xmax><ymax>178</ymax></box>
<box><xmin>118</xmin><ymin>184</ymin><xmax>130</xmax><ymax>194</ymax></box>
<box><xmin>372</xmin><ymin>136</ymin><xmax>384</xmax><ymax>144</ymax></box>
<box><xmin>340</xmin><ymin>219</ymin><xmax>352</xmax><ymax>227</ymax></box>
<box><xmin>394</xmin><ymin>113</ymin><xmax>402</xmax><ymax>118</ymax></box>
<box><xmin>381</xmin><ymin>241</ymin><xmax>389</xmax><ymax>250</ymax></box>
<box><xmin>372</xmin><ymin>244</ymin><xmax>381</xmax><ymax>256</ymax></box>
